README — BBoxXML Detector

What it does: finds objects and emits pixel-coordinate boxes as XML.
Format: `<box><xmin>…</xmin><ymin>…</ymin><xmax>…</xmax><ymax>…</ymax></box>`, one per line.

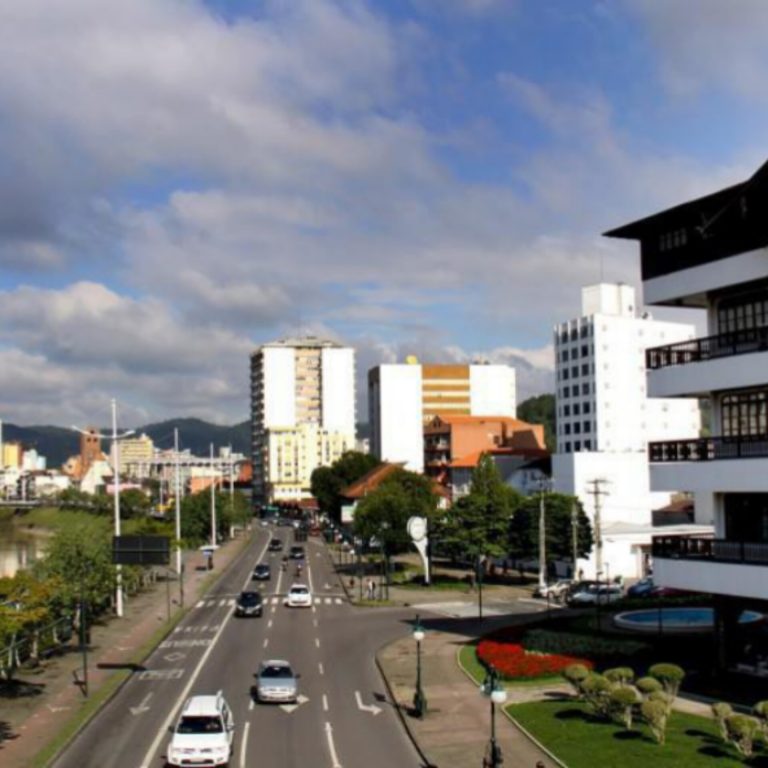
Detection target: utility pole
<box><xmin>210</xmin><ymin>443</ymin><xmax>217</xmax><ymax>549</ymax></box>
<box><xmin>537</xmin><ymin>479</ymin><xmax>550</xmax><ymax>590</ymax></box>
<box><xmin>174</xmin><ymin>428</ymin><xmax>183</xmax><ymax>607</ymax></box>
<box><xmin>571</xmin><ymin>500</ymin><xmax>579</xmax><ymax>578</ymax></box>
<box><xmin>586</xmin><ymin>478</ymin><xmax>610</xmax><ymax>578</ymax></box>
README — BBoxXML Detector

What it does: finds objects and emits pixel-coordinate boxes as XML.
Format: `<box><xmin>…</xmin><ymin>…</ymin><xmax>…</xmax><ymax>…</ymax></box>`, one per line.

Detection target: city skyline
<box><xmin>2</xmin><ymin>1</ymin><xmax>767</xmax><ymax>426</ymax></box>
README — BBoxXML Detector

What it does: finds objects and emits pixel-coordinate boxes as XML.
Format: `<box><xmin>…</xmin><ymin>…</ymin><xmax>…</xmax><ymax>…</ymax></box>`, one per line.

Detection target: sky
<box><xmin>2</xmin><ymin>0</ymin><xmax>768</xmax><ymax>427</ymax></box>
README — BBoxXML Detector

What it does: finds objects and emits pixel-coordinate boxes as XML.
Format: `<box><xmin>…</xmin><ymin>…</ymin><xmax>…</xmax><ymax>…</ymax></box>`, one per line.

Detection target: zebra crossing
<box><xmin>193</xmin><ymin>595</ymin><xmax>345</xmax><ymax>609</ymax></box>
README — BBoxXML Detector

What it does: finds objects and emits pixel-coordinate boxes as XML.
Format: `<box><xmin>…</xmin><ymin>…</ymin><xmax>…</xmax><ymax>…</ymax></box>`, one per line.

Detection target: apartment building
<box><xmin>552</xmin><ymin>283</ymin><xmax>703</xmax><ymax>579</ymax></box>
<box><xmin>112</xmin><ymin>433</ymin><xmax>154</xmax><ymax>478</ymax></box>
<box><xmin>606</xmin><ymin>158</ymin><xmax>768</xmax><ymax>668</ymax></box>
<box><xmin>250</xmin><ymin>337</ymin><xmax>356</xmax><ymax>504</ymax></box>
<box><xmin>368</xmin><ymin>359</ymin><xmax>516</xmax><ymax>471</ymax></box>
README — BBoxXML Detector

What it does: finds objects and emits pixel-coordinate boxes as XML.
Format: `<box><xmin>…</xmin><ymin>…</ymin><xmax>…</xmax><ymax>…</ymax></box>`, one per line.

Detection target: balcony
<box><xmin>652</xmin><ymin>535</ymin><xmax>768</xmax><ymax>600</ymax></box>
<box><xmin>646</xmin><ymin>328</ymin><xmax>768</xmax><ymax>398</ymax></box>
<box><xmin>649</xmin><ymin>435</ymin><xmax>768</xmax><ymax>493</ymax></box>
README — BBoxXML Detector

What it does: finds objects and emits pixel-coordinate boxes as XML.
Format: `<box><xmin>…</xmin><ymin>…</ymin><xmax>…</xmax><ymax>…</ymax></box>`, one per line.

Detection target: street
<box><xmin>52</xmin><ymin>526</ymin><xmax>423</xmax><ymax>768</ymax></box>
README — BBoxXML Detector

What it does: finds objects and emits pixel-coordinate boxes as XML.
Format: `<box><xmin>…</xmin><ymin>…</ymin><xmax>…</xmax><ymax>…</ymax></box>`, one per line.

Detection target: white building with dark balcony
<box><xmin>606</xmin><ymin>158</ymin><xmax>768</xmax><ymax>668</ymax></box>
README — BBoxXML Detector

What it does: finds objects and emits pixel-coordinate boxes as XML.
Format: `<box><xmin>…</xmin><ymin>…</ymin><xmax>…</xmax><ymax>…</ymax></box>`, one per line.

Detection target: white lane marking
<box><xmin>271</xmin><ymin>597</ymin><xmax>279</xmax><ymax>605</ymax></box>
<box><xmin>325</xmin><ymin>722</ymin><xmax>342</xmax><ymax>768</ymax></box>
<box><xmin>227</xmin><ymin>599</ymin><xmax>235</xmax><ymax>607</ymax></box>
<box><xmin>263</xmin><ymin>638</ymin><xmax>269</xmax><ymax>649</ymax></box>
<box><xmin>324</xmin><ymin>598</ymin><xmax>331</xmax><ymax>605</ymax></box>
<box><xmin>315</xmin><ymin>638</ymin><xmax>320</xmax><ymax>649</ymax></box>
<box><xmin>139</xmin><ymin>534</ymin><xmax>267</xmax><ymax>768</ymax></box>
<box><xmin>313</xmin><ymin>619</ymin><xmax>318</xmax><ymax>628</ymax></box>
<box><xmin>195</xmin><ymin>600</ymin><xmax>204</xmax><ymax>608</ymax></box>
<box><xmin>307</xmin><ymin>557</ymin><xmax>314</xmax><ymax>593</ymax></box>
<box><xmin>335</xmin><ymin>598</ymin><xmax>342</xmax><ymax>605</ymax></box>
<box><xmin>249</xmin><ymin>699</ymin><xmax>254</xmax><ymax>711</ymax></box>
<box><xmin>219</xmin><ymin>599</ymin><xmax>227</xmax><ymax>607</ymax></box>
<box><xmin>241</xmin><ymin>532</ymin><xmax>271</xmax><ymax>592</ymax></box>
<box><xmin>322</xmin><ymin>694</ymin><xmax>328</xmax><ymax>711</ymax></box>
<box><xmin>318</xmin><ymin>662</ymin><xmax>324</xmax><ymax>676</ymax></box>
<box><xmin>240</xmin><ymin>720</ymin><xmax>250</xmax><ymax>768</ymax></box>
<box><xmin>312</xmin><ymin>604</ymin><xmax>316</xmax><ymax>613</ymax></box>
<box><xmin>267</xmin><ymin>619</ymin><xmax>273</xmax><ymax>629</ymax></box>
<box><xmin>138</xmin><ymin>669</ymin><xmax>184</xmax><ymax>681</ymax></box>
<box><xmin>130</xmin><ymin>692</ymin><xmax>153</xmax><ymax>716</ymax></box>
<box><xmin>355</xmin><ymin>690</ymin><xmax>382</xmax><ymax>716</ymax></box>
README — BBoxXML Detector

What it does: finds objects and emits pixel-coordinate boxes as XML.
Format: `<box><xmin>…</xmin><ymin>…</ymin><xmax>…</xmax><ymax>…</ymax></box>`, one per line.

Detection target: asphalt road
<box><xmin>52</xmin><ymin>526</ymin><xmax>423</xmax><ymax>768</ymax></box>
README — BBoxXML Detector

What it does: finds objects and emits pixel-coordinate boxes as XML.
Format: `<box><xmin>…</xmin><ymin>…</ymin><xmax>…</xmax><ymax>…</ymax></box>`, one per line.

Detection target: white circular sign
<box><xmin>407</xmin><ymin>516</ymin><xmax>427</xmax><ymax>542</ymax></box>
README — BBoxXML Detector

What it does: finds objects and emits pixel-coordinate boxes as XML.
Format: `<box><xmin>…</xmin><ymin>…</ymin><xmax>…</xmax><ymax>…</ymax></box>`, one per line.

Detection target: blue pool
<box><xmin>614</xmin><ymin>607</ymin><xmax>764</xmax><ymax>633</ymax></box>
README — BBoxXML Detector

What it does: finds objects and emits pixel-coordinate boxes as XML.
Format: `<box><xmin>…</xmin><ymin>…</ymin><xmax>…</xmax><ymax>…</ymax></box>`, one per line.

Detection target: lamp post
<box><xmin>412</xmin><ymin>615</ymin><xmax>427</xmax><ymax>718</ymax></box>
<box><xmin>481</xmin><ymin>666</ymin><xmax>507</xmax><ymax>767</ymax></box>
<box><xmin>72</xmin><ymin>399</ymin><xmax>134</xmax><ymax>618</ymax></box>
<box><xmin>537</xmin><ymin>478</ymin><xmax>551</xmax><ymax>592</ymax></box>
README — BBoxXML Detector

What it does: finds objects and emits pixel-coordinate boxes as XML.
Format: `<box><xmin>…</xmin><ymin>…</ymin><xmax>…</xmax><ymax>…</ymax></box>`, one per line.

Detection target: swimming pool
<box><xmin>614</xmin><ymin>607</ymin><xmax>764</xmax><ymax>633</ymax></box>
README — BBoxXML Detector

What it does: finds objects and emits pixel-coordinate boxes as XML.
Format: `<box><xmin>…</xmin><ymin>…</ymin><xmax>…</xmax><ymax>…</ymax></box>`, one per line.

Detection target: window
<box><xmin>722</xmin><ymin>390</ymin><xmax>768</xmax><ymax>438</ymax></box>
<box><xmin>573</xmin><ymin>404</ymin><xmax>580</xmax><ymax>415</ymax></box>
<box><xmin>583</xmin><ymin>402</ymin><xmax>591</xmax><ymax>414</ymax></box>
<box><xmin>718</xmin><ymin>291</ymin><xmax>768</xmax><ymax>334</ymax></box>
<box><xmin>574</xmin><ymin>423</ymin><xmax>581</xmax><ymax>434</ymax></box>
<box><xmin>581</xmin><ymin>364</ymin><xmax>589</xmax><ymax>375</ymax></box>
<box><xmin>583</xmin><ymin>421</ymin><xmax>591</xmax><ymax>433</ymax></box>
<box><xmin>570</xmin><ymin>329</ymin><xmax>578</xmax><ymax>341</ymax></box>
<box><xmin>563</xmin><ymin>369</ymin><xmax>569</xmax><ymax>380</ymax></box>
<box><xmin>574</xmin><ymin>441</ymin><xmax>582</xmax><ymax>451</ymax></box>
<box><xmin>580</xmin><ymin>326</ymin><xmax>589</xmax><ymax>339</ymax></box>
<box><xmin>582</xmin><ymin>383</ymin><xmax>590</xmax><ymax>395</ymax></box>
<box><xmin>561</xmin><ymin>350</ymin><xmax>569</xmax><ymax>362</ymax></box>
<box><xmin>581</xmin><ymin>345</ymin><xmax>589</xmax><ymax>357</ymax></box>
<box><xmin>584</xmin><ymin>440</ymin><xmax>592</xmax><ymax>450</ymax></box>
<box><xmin>564</xmin><ymin>405</ymin><xmax>571</xmax><ymax>416</ymax></box>
<box><xmin>564</xmin><ymin>424</ymin><xmax>571</xmax><ymax>435</ymax></box>
<box><xmin>571</xmin><ymin>366</ymin><xmax>578</xmax><ymax>378</ymax></box>
<box><xmin>565</xmin><ymin>442</ymin><xmax>571</xmax><ymax>452</ymax></box>
<box><xmin>564</xmin><ymin>386</ymin><xmax>570</xmax><ymax>397</ymax></box>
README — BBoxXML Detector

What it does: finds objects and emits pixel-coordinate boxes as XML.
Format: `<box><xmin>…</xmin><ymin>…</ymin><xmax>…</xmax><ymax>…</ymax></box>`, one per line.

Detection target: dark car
<box><xmin>289</xmin><ymin>545</ymin><xmax>305</xmax><ymax>560</ymax></box>
<box><xmin>252</xmin><ymin>563</ymin><xmax>271</xmax><ymax>581</ymax></box>
<box><xmin>268</xmin><ymin>538</ymin><xmax>283</xmax><ymax>552</ymax></box>
<box><xmin>627</xmin><ymin>576</ymin><xmax>655</xmax><ymax>598</ymax></box>
<box><xmin>235</xmin><ymin>591</ymin><xmax>263</xmax><ymax>618</ymax></box>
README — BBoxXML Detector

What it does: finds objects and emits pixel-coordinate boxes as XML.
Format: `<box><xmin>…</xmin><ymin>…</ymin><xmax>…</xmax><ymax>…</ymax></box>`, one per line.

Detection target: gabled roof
<box><xmin>341</xmin><ymin>462</ymin><xmax>405</xmax><ymax>500</ymax></box>
<box><xmin>450</xmin><ymin>447</ymin><xmax>549</xmax><ymax>469</ymax></box>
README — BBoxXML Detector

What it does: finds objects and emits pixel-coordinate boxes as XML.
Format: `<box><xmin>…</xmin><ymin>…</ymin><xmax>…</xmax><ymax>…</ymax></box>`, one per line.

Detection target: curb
<box><xmin>374</xmin><ymin>642</ymin><xmax>437</xmax><ymax>768</ymax></box>
<box><xmin>41</xmin><ymin>533</ymin><xmax>253</xmax><ymax>767</ymax></box>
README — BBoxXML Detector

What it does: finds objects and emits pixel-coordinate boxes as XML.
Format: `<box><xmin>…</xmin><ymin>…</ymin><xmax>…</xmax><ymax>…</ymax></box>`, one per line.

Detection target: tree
<box><xmin>508</xmin><ymin>492</ymin><xmax>593</xmax><ymax>568</ymax></box>
<box><xmin>310</xmin><ymin>451</ymin><xmax>381</xmax><ymax>523</ymax></box>
<box><xmin>517</xmin><ymin>394</ymin><xmax>555</xmax><ymax>452</ymax></box>
<box><xmin>120</xmin><ymin>488</ymin><xmax>151</xmax><ymax>519</ymax></box>
<box><xmin>438</xmin><ymin>455</ymin><xmax>521</xmax><ymax>564</ymax></box>
<box><xmin>180</xmin><ymin>489</ymin><xmax>237</xmax><ymax>545</ymax></box>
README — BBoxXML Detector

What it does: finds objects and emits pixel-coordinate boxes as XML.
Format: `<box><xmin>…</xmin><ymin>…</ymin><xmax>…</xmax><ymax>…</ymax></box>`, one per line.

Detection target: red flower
<box><xmin>476</xmin><ymin>638</ymin><xmax>593</xmax><ymax>680</ymax></box>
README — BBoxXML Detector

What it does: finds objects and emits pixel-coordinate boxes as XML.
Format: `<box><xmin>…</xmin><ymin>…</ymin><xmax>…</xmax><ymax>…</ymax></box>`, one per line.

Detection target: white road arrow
<box><xmin>355</xmin><ymin>691</ymin><xmax>382</xmax><ymax>716</ymax></box>
<box><xmin>130</xmin><ymin>692</ymin><xmax>154</xmax><ymax>716</ymax></box>
<box><xmin>46</xmin><ymin>703</ymin><xmax>71</xmax><ymax>713</ymax></box>
<box><xmin>325</xmin><ymin>721</ymin><xmax>342</xmax><ymax>768</ymax></box>
<box><xmin>164</xmin><ymin>652</ymin><xmax>186</xmax><ymax>662</ymax></box>
<box><xmin>280</xmin><ymin>693</ymin><xmax>309</xmax><ymax>714</ymax></box>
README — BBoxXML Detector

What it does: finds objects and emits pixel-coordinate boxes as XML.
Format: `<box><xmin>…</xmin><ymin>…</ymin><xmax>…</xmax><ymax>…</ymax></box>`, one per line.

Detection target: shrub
<box><xmin>563</xmin><ymin>663</ymin><xmax>590</xmax><ymax>698</ymax></box>
<box><xmin>476</xmin><ymin>639</ymin><xmax>592</xmax><ymax>680</ymax></box>
<box><xmin>522</xmin><ymin>629</ymin><xmax>648</xmax><ymax>660</ymax></box>
<box><xmin>648</xmin><ymin>663</ymin><xmax>685</xmax><ymax>698</ymax></box>
<box><xmin>753</xmin><ymin>700</ymin><xmax>768</xmax><ymax>736</ymax></box>
<box><xmin>608</xmin><ymin>686</ymin><xmax>640</xmax><ymax>730</ymax></box>
<box><xmin>712</xmin><ymin>702</ymin><xmax>733</xmax><ymax>742</ymax></box>
<box><xmin>648</xmin><ymin>690</ymin><xmax>673</xmax><ymax>714</ymax></box>
<box><xmin>641</xmin><ymin>699</ymin><xmax>670</xmax><ymax>745</ymax></box>
<box><xmin>725</xmin><ymin>714</ymin><xmax>761</xmax><ymax>758</ymax></box>
<box><xmin>604</xmin><ymin>667</ymin><xmax>635</xmax><ymax>686</ymax></box>
<box><xmin>635</xmin><ymin>676</ymin><xmax>663</xmax><ymax>697</ymax></box>
<box><xmin>581</xmin><ymin>673</ymin><xmax>613</xmax><ymax>719</ymax></box>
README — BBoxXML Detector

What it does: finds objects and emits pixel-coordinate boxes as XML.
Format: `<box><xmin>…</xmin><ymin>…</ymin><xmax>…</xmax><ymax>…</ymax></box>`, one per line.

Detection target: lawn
<box><xmin>508</xmin><ymin>700</ymin><xmax>767</xmax><ymax>767</ymax></box>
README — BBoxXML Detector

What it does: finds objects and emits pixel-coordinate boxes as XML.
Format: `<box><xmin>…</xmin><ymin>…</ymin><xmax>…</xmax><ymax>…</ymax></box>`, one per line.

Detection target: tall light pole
<box><xmin>174</xmin><ymin>428</ymin><xmax>183</xmax><ymax>606</ymax></box>
<box><xmin>537</xmin><ymin>478</ymin><xmax>551</xmax><ymax>591</ymax></box>
<box><xmin>481</xmin><ymin>666</ymin><xmax>507</xmax><ymax>767</ymax></box>
<box><xmin>73</xmin><ymin>399</ymin><xmax>134</xmax><ymax>618</ymax></box>
<box><xmin>210</xmin><ymin>443</ymin><xmax>217</xmax><ymax>550</ymax></box>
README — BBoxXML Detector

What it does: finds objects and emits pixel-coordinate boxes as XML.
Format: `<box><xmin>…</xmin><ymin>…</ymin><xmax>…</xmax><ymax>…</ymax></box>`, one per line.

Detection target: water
<box><xmin>0</xmin><ymin>517</ymin><xmax>50</xmax><ymax>577</ymax></box>
<box><xmin>615</xmin><ymin>607</ymin><xmax>763</xmax><ymax>632</ymax></box>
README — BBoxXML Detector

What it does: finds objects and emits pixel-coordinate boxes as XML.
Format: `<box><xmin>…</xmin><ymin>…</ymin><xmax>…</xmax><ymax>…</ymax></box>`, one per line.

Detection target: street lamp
<box><xmin>537</xmin><ymin>478</ymin><xmax>551</xmax><ymax>592</ymax></box>
<box><xmin>412</xmin><ymin>615</ymin><xmax>427</xmax><ymax>718</ymax></box>
<box><xmin>481</xmin><ymin>666</ymin><xmax>507</xmax><ymax>768</ymax></box>
<box><xmin>72</xmin><ymin>398</ymin><xmax>134</xmax><ymax>618</ymax></box>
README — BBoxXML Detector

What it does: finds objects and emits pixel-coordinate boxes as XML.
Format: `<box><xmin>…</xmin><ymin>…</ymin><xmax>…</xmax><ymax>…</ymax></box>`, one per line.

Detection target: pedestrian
<box><xmin>368</xmin><ymin>579</ymin><xmax>376</xmax><ymax>600</ymax></box>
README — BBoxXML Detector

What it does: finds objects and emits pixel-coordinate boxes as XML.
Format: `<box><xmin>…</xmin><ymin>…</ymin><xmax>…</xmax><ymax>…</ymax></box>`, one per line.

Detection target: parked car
<box><xmin>268</xmin><ymin>538</ymin><xmax>283</xmax><ymax>552</ymax></box>
<box><xmin>166</xmin><ymin>692</ymin><xmax>234</xmax><ymax>767</ymax></box>
<box><xmin>255</xmin><ymin>660</ymin><xmax>298</xmax><ymax>703</ymax></box>
<box><xmin>627</xmin><ymin>576</ymin><xmax>655</xmax><ymax>598</ymax></box>
<box><xmin>533</xmin><ymin>579</ymin><xmax>573</xmax><ymax>601</ymax></box>
<box><xmin>284</xmin><ymin>583</ymin><xmax>312</xmax><ymax>608</ymax></box>
<box><xmin>568</xmin><ymin>584</ymin><xmax>624</xmax><ymax>605</ymax></box>
<box><xmin>235</xmin><ymin>591</ymin><xmax>263</xmax><ymax>618</ymax></box>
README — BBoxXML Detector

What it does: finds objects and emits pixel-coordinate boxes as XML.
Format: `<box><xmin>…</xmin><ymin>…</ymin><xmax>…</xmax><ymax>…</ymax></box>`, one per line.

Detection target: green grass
<box><xmin>13</xmin><ymin>507</ymin><xmax>102</xmax><ymax>529</ymax></box>
<box><xmin>508</xmin><ymin>700</ymin><xmax>756</xmax><ymax>768</ymax></box>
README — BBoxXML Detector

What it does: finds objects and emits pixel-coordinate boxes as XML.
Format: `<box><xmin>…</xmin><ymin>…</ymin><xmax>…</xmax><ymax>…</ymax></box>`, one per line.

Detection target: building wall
<box><xmin>469</xmin><ymin>365</ymin><xmax>516</xmax><ymax>417</ymax></box>
<box><xmin>2</xmin><ymin>442</ymin><xmax>23</xmax><ymax>468</ymax></box>
<box><xmin>262</xmin><ymin>346</ymin><xmax>297</xmax><ymax>428</ymax></box>
<box><xmin>321</xmin><ymin>347</ymin><xmax>356</xmax><ymax>434</ymax></box>
<box><xmin>422</xmin><ymin>364</ymin><xmax>471</xmax><ymax>418</ymax></box>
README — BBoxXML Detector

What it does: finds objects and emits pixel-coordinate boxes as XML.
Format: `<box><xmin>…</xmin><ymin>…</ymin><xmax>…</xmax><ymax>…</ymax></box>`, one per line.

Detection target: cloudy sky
<box><xmin>2</xmin><ymin>0</ymin><xmax>767</xmax><ymax>427</ymax></box>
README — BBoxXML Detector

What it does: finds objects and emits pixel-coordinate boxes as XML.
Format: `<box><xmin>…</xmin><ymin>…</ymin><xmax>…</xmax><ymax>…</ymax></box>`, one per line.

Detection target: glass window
<box><xmin>574</xmin><ymin>441</ymin><xmax>582</xmax><ymax>451</ymax></box>
<box><xmin>565</xmin><ymin>442</ymin><xmax>571</xmax><ymax>452</ymax></box>
<box><xmin>564</xmin><ymin>405</ymin><xmax>571</xmax><ymax>416</ymax></box>
<box><xmin>571</xmin><ymin>366</ymin><xmax>578</xmax><ymax>378</ymax></box>
<box><xmin>583</xmin><ymin>421</ymin><xmax>591</xmax><ymax>433</ymax></box>
<box><xmin>564</xmin><ymin>386</ymin><xmax>570</xmax><ymax>397</ymax></box>
<box><xmin>581</xmin><ymin>364</ymin><xmax>589</xmax><ymax>375</ymax></box>
<box><xmin>564</xmin><ymin>424</ymin><xmax>571</xmax><ymax>435</ymax></box>
<box><xmin>582</xmin><ymin>383</ymin><xmax>589</xmax><ymax>395</ymax></box>
<box><xmin>574</xmin><ymin>423</ymin><xmax>581</xmax><ymax>434</ymax></box>
<box><xmin>574</xmin><ymin>404</ymin><xmax>580</xmax><ymax>415</ymax></box>
<box><xmin>584</xmin><ymin>402</ymin><xmax>591</xmax><ymax>414</ymax></box>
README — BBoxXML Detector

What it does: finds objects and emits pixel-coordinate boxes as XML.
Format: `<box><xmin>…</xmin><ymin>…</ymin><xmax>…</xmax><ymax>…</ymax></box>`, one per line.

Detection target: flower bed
<box><xmin>477</xmin><ymin>626</ymin><xmax>593</xmax><ymax>680</ymax></box>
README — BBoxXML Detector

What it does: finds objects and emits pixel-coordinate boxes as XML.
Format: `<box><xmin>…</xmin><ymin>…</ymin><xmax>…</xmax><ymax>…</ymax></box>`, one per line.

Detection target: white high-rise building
<box><xmin>368</xmin><ymin>359</ymin><xmax>516</xmax><ymax>472</ymax></box>
<box><xmin>250</xmin><ymin>337</ymin><xmax>356</xmax><ymax>503</ymax></box>
<box><xmin>552</xmin><ymin>283</ymin><xmax>705</xmax><ymax>579</ymax></box>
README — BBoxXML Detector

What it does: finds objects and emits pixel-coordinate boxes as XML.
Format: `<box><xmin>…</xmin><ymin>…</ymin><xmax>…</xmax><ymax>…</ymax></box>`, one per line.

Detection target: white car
<box><xmin>568</xmin><ymin>584</ymin><xmax>624</xmax><ymax>606</ymax></box>
<box><xmin>167</xmin><ymin>692</ymin><xmax>234</xmax><ymax>767</ymax></box>
<box><xmin>284</xmin><ymin>583</ymin><xmax>312</xmax><ymax>608</ymax></box>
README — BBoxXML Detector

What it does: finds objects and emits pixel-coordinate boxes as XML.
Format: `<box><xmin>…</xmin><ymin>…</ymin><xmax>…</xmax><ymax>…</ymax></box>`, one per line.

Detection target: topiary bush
<box><xmin>581</xmin><ymin>673</ymin><xmax>613</xmax><ymax>719</ymax></box>
<box><xmin>648</xmin><ymin>663</ymin><xmax>685</xmax><ymax>698</ymax></box>
<box><xmin>608</xmin><ymin>685</ymin><xmax>640</xmax><ymax>730</ymax></box>
<box><xmin>725</xmin><ymin>714</ymin><xmax>761</xmax><ymax>758</ymax></box>
<box><xmin>562</xmin><ymin>663</ymin><xmax>591</xmax><ymax>699</ymax></box>
<box><xmin>641</xmin><ymin>699</ymin><xmax>670</xmax><ymax>745</ymax></box>
<box><xmin>712</xmin><ymin>702</ymin><xmax>733</xmax><ymax>743</ymax></box>
<box><xmin>604</xmin><ymin>667</ymin><xmax>635</xmax><ymax>686</ymax></box>
<box><xmin>636</xmin><ymin>676</ymin><xmax>663</xmax><ymax>697</ymax></box>
<box><xmin>753</xmin><ymin>700</ymin><xmax>768</xmax><ymax>738</ymax></box>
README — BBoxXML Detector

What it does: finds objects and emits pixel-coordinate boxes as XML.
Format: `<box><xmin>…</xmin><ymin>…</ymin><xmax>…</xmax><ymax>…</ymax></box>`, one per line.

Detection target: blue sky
<box><xmin>1</xmin><ymin>0</ymin><xmax>767</xmax><ymax>426</ymax></box>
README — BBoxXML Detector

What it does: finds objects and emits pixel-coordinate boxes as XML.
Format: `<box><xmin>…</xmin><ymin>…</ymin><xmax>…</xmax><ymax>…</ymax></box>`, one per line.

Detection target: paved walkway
<box><xmin>0</xmin><ymin>532</ymin><xmax>250</xmax><ymax>768</ymax></box>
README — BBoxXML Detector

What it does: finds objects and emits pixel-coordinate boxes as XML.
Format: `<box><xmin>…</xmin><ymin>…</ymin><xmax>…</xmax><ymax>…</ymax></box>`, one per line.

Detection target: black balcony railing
<box><xmin>653</xmin><ymin>536</ymin><xmax>768</xmax><ymax>565</ymax></box>
<box><xmin>649</xmin><ymin>434</ymin><xmax>768</xmax><ymax>462</ymax></box>
<box><xmin>646</xmin><ymin>327</ymin><xmax>768</xmax><ymax>370</ymax></box>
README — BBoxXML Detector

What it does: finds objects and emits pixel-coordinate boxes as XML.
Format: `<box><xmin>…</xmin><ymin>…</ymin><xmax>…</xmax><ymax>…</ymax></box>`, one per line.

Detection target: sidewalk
<box><xmin>0</xmin><ymin>532</ymin><xmax>251</xmax><ymax>768</ymax></box>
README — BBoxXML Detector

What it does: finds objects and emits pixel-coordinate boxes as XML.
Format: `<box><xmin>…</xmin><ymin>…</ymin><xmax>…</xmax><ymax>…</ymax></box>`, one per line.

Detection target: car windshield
<box><xmin>261</xmin><ymin>665</ymin><xmax>293</xmax><ymax>678</ymax></box>
<box><xmin>290</xmin><ymin>587</ymin><xmax>308</xmax><ymax>595</ymax></box>
<box><xmin>240</xmin><ymin>592</ymin><xmax>261</xmax><ymax>604</ymax></box>
<box><xmin>177</xmin><ymin>716</ymin><xmax>223</xmax><ymax>734</ymax></box>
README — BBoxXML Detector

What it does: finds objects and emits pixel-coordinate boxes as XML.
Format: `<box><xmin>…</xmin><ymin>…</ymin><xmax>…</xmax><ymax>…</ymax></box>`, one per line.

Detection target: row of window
<box><xmin>560</xmin><ymin>383</ymin><xmax>591</xmax><ymax>398</ymax></box>
<box><xmin>560</xmin><ymin>421</ymin><xmax>592</xmax><ymax>435</ymax></box>
<box><xmin>560</xmin><ymin>402</ymin><xmax>592</xmax><ymax>417</ymax></box>
<box><xmin>718</xmin><ymin>291</ymin><xmax>768</xmax><ymax>335</ymax></box>
<box><xmin>658</xmin><ymin>228</ymin><xmax>688</xmax><ymax>252</ymax></box>
<box><xmin>560</xmin><ymin>345</ymin><xmax>593</xmax><ymax>362</ymax></box>
<box><xmin>557</xmin><ymin>325</ymin><xmax>593</xmax><ymax>344</ymax></box>
<box><xmin>722</xmin><ymin>390</ymin><xmax>768</xmax><ymax>438</ymax></box>
<box><xmin>557</xmin><ymin>363</ymin><xmax>594</xmax><ymax>381</ymax></box>
<box><xmin>560</xmin><ymin>440</ymin><xmax>593</xmax><ymax>453</ymax></box>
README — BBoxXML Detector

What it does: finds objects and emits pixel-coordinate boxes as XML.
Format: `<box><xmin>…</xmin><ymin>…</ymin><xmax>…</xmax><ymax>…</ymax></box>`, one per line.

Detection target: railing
<box><xmin>649</xmin><ymin>434</ymin><xmax>768</xmax><ymax>462</ymax></box>
<box><xmin>653</xmin><ymin>536</ymin><xmax>768</xmax><ymax>565</ymax></box>
<box><xmin>646</xmin><ymin>327</ymin><xmax>768</xmax><ymax>370</ymax></box>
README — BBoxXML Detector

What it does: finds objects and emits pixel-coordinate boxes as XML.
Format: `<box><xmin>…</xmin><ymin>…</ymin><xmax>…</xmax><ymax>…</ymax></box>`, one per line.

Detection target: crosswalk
<box><xmin>193</xmin><ymin>596</ymin><xmax>345</xmax><ymax>609</ymax></box>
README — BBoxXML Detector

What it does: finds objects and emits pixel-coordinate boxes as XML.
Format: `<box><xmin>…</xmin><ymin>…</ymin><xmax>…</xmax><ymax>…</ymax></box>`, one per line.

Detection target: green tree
<box><xmin>310</xmin><ymin>451</ymin><xmax>381</xmax><ymax>523</ymax></box>
<box><xmin>438</xmin><ymin>455</ymin><xmax>521</xmax><ymax>564</ymax></box>
<box><xmin>120</xmin><ymin>488</ymin><xmax>151</xmax><ymax>519</ymax></box>
<box><xmin>180</xmin><ymin>489</ymin><xmax>236</xmax><ymax>545</ymax></box>
<box><xmin>509</xmin><ymin>492</ymin><xmax>593</xmax><ymax>569</ymax></box>
<box><xmin>517</xmin><ymin>394</ymin><xmax>555</xmax><ymax>452</ymax></box>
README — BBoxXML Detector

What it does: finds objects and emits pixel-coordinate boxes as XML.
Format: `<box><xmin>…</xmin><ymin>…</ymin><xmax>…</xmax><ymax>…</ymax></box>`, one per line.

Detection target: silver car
<box><xmin>255</xmin><ymin>660</ymin><xmax>298</xmax><ymax>703</ymax></box>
